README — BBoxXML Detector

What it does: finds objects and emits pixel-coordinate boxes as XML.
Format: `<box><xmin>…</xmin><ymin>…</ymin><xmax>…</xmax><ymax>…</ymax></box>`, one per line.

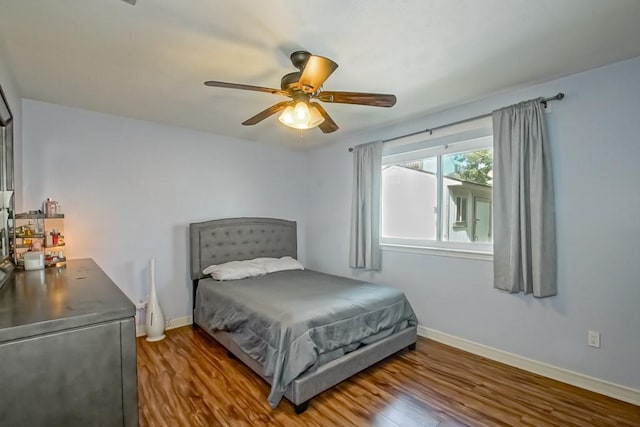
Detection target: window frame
<box><xmin>380</xmin><ymin>123</ymin><xmax>494</xmax><ymax>259</ymax></box>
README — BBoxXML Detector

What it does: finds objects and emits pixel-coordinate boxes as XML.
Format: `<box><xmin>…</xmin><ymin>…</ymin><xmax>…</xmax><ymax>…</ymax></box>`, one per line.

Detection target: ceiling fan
<box><xmin>204</xmin><ymin>51</ymin><xmax>397</xmax><ymax>133</ymax></box>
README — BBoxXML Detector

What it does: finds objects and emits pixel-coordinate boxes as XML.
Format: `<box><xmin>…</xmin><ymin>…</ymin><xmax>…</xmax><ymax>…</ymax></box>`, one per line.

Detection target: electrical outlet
<box><xmin>588</xmin><ymin>330</ymin><xmax>601</xmax><ymax>348</ymax></box>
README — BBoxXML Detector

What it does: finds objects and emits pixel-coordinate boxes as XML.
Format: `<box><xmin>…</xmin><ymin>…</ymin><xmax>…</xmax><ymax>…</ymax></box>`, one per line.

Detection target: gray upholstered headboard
<box><xmin>189</xmin><ymin>217</ymin><xmax>297</xmax><ymax>281</ymax></box>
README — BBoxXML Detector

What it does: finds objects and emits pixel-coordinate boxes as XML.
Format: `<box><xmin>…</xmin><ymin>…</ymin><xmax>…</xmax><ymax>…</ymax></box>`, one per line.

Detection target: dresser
<box><xmin>0</xmin><ymin>258</ymin><xmax>138</xmax><ymax>426</ymax></box>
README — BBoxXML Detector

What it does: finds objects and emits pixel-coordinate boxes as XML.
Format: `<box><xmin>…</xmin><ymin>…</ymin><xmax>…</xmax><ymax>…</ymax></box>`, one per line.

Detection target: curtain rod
<box><xmin>348</xmin><ymin>92</ymin><xmax>565</xmax><ymax>152</ymax></box>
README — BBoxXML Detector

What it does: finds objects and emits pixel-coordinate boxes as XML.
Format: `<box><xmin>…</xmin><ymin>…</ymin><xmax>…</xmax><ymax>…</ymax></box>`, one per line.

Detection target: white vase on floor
<box><xmin>145</xmin><ymin>258</ymin><xmax>165</xmax><ymax>342</ymax></box>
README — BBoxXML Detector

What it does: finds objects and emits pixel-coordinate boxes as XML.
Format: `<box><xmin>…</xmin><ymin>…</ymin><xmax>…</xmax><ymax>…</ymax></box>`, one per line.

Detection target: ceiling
<box><xmin>1</xmin><ymin>1</ymin><xmax>640</xmax><ymax>148</ymax></box>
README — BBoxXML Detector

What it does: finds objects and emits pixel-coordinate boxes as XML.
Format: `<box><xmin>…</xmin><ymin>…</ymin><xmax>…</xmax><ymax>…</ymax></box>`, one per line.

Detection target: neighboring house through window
<box><xmin>381</xmin><ymin>119</ymin><xmax>493</xmax><ymax>255</ymax></box>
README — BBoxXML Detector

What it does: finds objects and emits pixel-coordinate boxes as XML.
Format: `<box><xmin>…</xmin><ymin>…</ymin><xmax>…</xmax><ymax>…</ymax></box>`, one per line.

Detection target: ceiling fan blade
<box><xmin>204</xmin><ymin>81</ymin><xmax>289</xmax><ymax>97</ymax></box>
<box><xmin>316</xmin><ymin>91</ymin><xmax>396</xmax><ymax>107</ymax></box>
<box><xmin>313</xmin><ymin>103</ymin><xmax>339</xmax><ymax>133</ymax></box>
<box><xmin>297</xmin><ymin>56</ymin><xmax>338</xmax><ymax>94</ymax></box>
<box><xmin>242</xmin><ymin>101</ymin><xmax>291</xmax><ymax>126</ymax></box>
<box><xmin>120</xmin><ymin>0</ymin><xmax>136</xmax><ymax>4</ymax></box>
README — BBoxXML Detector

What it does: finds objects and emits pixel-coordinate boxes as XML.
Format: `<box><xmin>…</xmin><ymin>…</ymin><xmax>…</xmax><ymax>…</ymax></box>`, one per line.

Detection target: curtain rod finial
<box><xmin>348</xmin><ymin>147</ymin><xmax>354</xmax><ymax>152</ymax></box>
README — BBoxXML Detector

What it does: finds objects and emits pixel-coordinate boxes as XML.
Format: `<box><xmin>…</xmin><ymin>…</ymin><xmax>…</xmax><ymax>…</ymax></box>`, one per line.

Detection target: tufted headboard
<box><xmin>189</xmin><ymin>217</ymin><xmax>297</xmax><ymax>281</ymax></box>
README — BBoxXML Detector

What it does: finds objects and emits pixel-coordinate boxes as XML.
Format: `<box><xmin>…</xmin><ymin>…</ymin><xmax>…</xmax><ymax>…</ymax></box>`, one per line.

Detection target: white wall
<box><xmin>304</xmin><ymin>56</ymin><xmax>640</xmax><ymax>390</ymax></box>
<box><xmin>0</xmin><ymin>50</ymin><xmax>23</xmax><ymax>210</ymax></box>
<box><xmin>22</xmin><ymin>100</ymin><xmax>308</xmax><ymax>320</ymax></box>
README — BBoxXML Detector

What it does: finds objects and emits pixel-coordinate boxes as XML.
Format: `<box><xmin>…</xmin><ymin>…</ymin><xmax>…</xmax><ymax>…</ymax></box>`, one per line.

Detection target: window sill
<box><xmin>381</xmin><ymin>243</ymin><xmax>493</xmax><ymax>261</ymax></box>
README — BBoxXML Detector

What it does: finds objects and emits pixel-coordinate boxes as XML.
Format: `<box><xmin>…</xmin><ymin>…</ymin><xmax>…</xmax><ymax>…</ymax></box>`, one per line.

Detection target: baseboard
<box><xmin>135</xmin><ymin>315</ymin><xmax>193</xmax><ymax>338</ymax></box>
<box><xmin>417</xmin><ymin>325</ymin><xmax>640</xmax><ymax>406</ymax></box>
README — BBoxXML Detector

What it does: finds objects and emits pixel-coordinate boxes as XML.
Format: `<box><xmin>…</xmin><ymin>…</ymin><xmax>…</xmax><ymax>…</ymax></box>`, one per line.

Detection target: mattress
<box><xmin>194</xmin><ymin>269</ymin><xmax>417</xmax><ymax>408</ymax></box>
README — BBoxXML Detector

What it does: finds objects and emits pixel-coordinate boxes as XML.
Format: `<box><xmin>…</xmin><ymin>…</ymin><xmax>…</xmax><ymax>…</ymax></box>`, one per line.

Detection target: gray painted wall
<box><xmin>15</xmin><ymin>54</ymin><xmax>640</xmax><ymax>391</ymax></box>
<box><xmin>303</xmin><ymin>56</ymin><xmax>640</xmax><ymax>389</ymax></box>
<box><xmin>21</xmin><ymin>100</ymin><xmax>309</xmax><ymax>321</ymax></box>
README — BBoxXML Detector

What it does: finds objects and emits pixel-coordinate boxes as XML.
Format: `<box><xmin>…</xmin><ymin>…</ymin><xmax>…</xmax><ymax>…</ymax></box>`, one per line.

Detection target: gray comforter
<box><xmin>195</xmin><ymin>269</ymin><xmax>417</xmax><ymax>408</ymax></box>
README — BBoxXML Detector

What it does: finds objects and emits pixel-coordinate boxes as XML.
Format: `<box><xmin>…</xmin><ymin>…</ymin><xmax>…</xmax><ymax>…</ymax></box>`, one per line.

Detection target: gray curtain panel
<box><xmin>349</xmin><ymin>141</ymin><xmax>383</xmax><ymax>271</ymax></box>
<box><xmin>492</xmin><ymin>98</ymin><xmax>557</xmax><ymax>297</ymax></box>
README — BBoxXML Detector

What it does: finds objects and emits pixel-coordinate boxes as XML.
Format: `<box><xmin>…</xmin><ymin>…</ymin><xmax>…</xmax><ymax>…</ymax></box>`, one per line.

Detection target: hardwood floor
<box><xmin>137</xmin><ymin>326</ymin><xmax>639</xmax><ymax>426</ymax></box>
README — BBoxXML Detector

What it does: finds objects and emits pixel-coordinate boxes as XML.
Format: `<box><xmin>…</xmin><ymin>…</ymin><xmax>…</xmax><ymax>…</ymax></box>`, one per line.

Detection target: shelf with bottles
<box><xmin>10</xmin><ymin>211</ymin><xmax>67</xmax><ymax>268</ymax></box>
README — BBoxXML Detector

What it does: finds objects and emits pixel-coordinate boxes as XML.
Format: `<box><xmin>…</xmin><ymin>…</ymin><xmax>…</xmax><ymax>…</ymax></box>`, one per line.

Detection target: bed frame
<box><xmin>189</xmin><ymin>217</ymin><xmax>417</xmax><ymax>413</ymax></box>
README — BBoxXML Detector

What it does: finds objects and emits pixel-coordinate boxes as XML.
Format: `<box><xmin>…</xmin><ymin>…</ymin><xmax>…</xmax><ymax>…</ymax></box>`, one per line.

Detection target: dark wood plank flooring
<box><xmin>137</xmin><ymin>327</ymin><xmax>640</xmax><ymax>426</ymax></box>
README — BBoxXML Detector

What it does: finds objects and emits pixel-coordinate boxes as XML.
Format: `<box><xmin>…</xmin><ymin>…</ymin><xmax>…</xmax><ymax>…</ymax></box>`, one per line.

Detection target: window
<box><xmin>452</xmin><ymin>195</ymin><xmax>468</xmax><ymax>226</ymax></box>
<box><xmin>381</xmin><ymin>127</ymin><xmax>493</xmax><ymax>255</ymax></box>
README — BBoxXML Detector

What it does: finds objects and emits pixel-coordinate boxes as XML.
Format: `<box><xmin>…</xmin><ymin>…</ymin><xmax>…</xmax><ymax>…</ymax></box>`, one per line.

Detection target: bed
<box><xmin>190</xmin><ymin>217</ymin><xmax>417</xmax><ymax>413</ymax></box>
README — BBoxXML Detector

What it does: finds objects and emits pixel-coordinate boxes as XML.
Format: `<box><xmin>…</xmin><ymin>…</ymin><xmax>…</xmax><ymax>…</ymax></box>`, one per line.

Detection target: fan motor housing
<box><xmin>280</xmin><ymin>72</ymin><xmax>301</xmax><ymax>91</ymax></box>
<box><xmin>290</xmin><ymin>50</ymin><xmax>311</xmax><ymax>70</ymax></box>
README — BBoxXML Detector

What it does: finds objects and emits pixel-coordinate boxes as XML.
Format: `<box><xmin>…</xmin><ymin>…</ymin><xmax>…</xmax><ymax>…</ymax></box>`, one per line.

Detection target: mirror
<box><xmin>0</xmin><ymin>84</ymin><xmax>14</xmax><ymax>261</ymax></box>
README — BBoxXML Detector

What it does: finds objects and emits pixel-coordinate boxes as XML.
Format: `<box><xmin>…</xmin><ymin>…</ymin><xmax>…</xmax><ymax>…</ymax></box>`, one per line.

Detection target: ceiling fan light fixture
<box><xmin>278</xmin><ymin>101</ymin><xmax>325</xmax><ymax>130</ymax></box>
<box><xmin>294</xmin><ymin>101</ymin><xmax>309</xmax><ymax>121</ymax></box>
<box><xmin>279</xmin><ymin>105</ymin><xmax>295</xmax><ymax>125</ymax></box>
<box><xmin>204</xmin><ymin>50</ymin><xmax>395</xmax><ymax>133</ymax></box>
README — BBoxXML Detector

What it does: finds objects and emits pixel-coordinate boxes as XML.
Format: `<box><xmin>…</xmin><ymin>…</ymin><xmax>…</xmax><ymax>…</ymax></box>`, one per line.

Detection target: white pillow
<box><xmin>202</xmin><ymin>259</ymin><xmax>267</xmax><ymax>281</ymax></box>
<box><xmin>259</xmin><ymin>256</ymin><xmax>305</xmax><ymax>273</ymax></box>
